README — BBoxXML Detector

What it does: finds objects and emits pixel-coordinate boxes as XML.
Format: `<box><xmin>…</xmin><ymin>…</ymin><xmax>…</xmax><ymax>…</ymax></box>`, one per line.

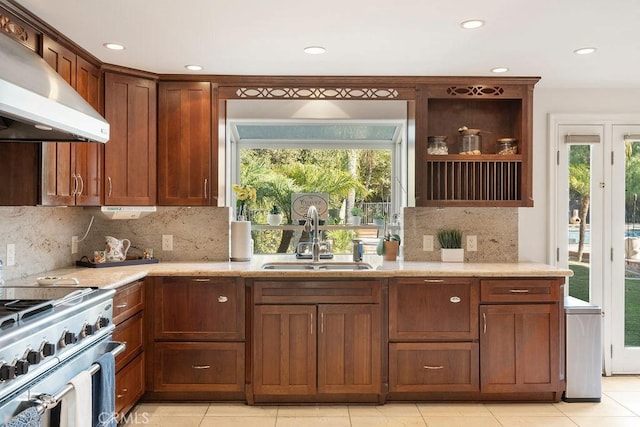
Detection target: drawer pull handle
<box><xmin>424</xmin><ymin>279</ymin><xmax>444</xmax><ymax>283</ymax></box>
<box><xmin>509</xmin><ymin>289</ymin><xmax>530</xmax><ymax>293</ymax></box>
<box><xmin>423</xmin><ymin>365</ymin><xmax>444</xmax><ymax>370</ymax></box>
<box><xmin>192</xmin><ymin>365</ymin><xmax>211</xmax><ymax>369</ymax></box>
<box><xmin>193</xmin><ymin>278</ymin><xmax>211</xmax><ymax>282</ymax></box>
<box><xmin>450</xmin><ymin>296</ymin><xmax>461</xmax><ymax>303</ymax></box>
<box><xmin>217</xmin><ymin>296</ymin><xmax>228</xmax><ymax>303</ymax></box>
<box><xmin>116</xmin><ymin>388</ymin><xmax>128</xmax><ymax>398</ymax></box>
<box><xmin>483</xmin><ymin>312</ymin><xmax>487</xmax><ymax>334</ymax></box>
<box><xmin>115</xmin><ymin>303</ymin><xmax>128</xmax><ymax>309</ymax></box>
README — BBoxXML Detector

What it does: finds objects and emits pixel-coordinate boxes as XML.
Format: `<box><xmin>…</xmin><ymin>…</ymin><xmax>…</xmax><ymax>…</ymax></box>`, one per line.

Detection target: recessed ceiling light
<box><xmin>103</xmin><ymin>42</ymin><xmax>125</xmax><ymax>51</ymax></box>
<box><xmin>304</xmin><ymin>46</ymin><xmax>326</xmax><ymax>55</ymax></box>
<box><xmin>185</xmin><ymin>64</ymin><xmax>204</xmax><ymax>71</ymax></box>
<box><xmin>574</xmin><ymin>47</ymin><xmax>596</xmax><ymax>55</ymax></box>
<box><xmin>491</xmin><ymin>67</ymin><xmax>509</xmax><ymax>73</ymax></box>
<box><xmin>34</xmin><ymin>124</ymin><xmax>53</xmax><ymax>131</ymax></box>
<box><xmin>460</xmin><ymin>19</ymin><xmax>485</xmax><ymax>29</ymax></box>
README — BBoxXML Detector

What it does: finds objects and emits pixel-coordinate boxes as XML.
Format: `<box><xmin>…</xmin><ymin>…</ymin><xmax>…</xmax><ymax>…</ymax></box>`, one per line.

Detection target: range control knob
<box><xmin>0</xmin><ymin>364</ymin><xmax>16</xmax><ymax>381</ymax></box>
<box><xmin>97</xmin><ymin>317</ymin><xmax>110</xmax><ymax>328</ymax></box>
<box><xmin>60</xmin><ymin>330</ymin><xmax>77</xmax><ymax>347</ymax></box>
<box><xmin>26</xmin><ymin>350</ymin><xmax>41</xmax><ymax>365</ymax></box>
<box><xmin>41</xmin><ymin>342</ymin><xmax>55</xmax><ymax>357</ymax></box>
<box><xmin>14</xmin><ymin>359</ymin><xmax>29</xmax><ymax>376</ymax></box>
<box><xmin>81</xmin><ymin>323</ymin><xmax>96</xmax><ymax>338</ymax></box>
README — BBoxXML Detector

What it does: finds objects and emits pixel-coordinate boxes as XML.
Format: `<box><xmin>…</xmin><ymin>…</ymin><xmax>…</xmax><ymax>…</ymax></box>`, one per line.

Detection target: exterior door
<box><xmin>611</xmin><ymin>125</ymin><xmax>640</xmax><ymax>373</ymax></box>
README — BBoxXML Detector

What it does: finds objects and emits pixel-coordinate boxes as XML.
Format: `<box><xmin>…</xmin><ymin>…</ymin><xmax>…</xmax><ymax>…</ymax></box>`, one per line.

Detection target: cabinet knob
<box><xmin>217</xmin><ymin>295</ymin><xmax>228</xmax><ymax>303</ymax></box>
<box><xmin>449</xmin><ymin>296</ymin><xmax>461</xmax><ymax>303</ymax></box>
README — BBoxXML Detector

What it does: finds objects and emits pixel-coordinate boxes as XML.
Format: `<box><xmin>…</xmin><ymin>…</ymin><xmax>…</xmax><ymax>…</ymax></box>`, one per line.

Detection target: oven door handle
<box><xmin>108</xmin><ymin>341</ymin><xmax>127</xmax><ymax>358</ymax></box>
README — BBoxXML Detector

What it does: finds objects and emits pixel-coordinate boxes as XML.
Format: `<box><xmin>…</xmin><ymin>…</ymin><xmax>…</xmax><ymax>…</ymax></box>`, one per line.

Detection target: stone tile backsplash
<box><xmin>0</xmin><ymin>205</ymin><xmax>517</xmax><ymax>281</ymax></box>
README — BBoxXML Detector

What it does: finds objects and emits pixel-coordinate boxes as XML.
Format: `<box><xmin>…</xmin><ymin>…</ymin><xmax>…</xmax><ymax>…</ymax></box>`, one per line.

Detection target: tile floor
<box><xmin>124</xmin><ymin>376</ymin><xmax>640</xmax><ymax>426</ymax></box>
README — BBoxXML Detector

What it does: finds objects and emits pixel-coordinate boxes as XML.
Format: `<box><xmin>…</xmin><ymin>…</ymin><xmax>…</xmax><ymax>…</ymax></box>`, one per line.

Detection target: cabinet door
<box><xmin>389</xmin><ymin>278</ymin><xmax>479</xmax><ymax>340</ymax></box>
<box><xmin>115</xmin><ymin>355</ymin><xmax>144</xmax><ymax>419</ymax></box>
<box><xmin>152</xmin><ymin>342</ymin><xmax>244</xmax><ymax>392</ymax></box>
<box><xmin>158</xmin><ymin>82</ymin><xmax>212</xmax><ymax>206</ymax></box>
<box><xmin>74</xmin><ymin>56</ymin><xmax>103</xmax><ymax>206</ymax></box>
<box><xmin>253</xmin><ymin>305</ymin><xmax>316</xmax><ymax>396</ymax></box>
<box><xmin>389</xmin><ymin>342</ymin><xmax>479</xmax><ymax>392</ymax></box>
<box><xmin>104</xmin><ymin>72</ymin><xmax>156</xmax><ymax>206</ymax></box>
<box><xmin>0</xmin><ymin>143</ymin><xmax>39</xmax><ymax>205</ymax></box>
<box><xmin>41</xmin><ymin>37</ymin><xmax>76</xmax><ymax>206</ymax></box>
<box><xmin>480</xmin><ymin>304</ymin><xmax>560</xmax><ymax>393</ymax></box>
<box><xmin>153</xmin><ymin>277</ymin><xmax>243</xmax><ymax>340</ymax></box>
<box><xmin>317</xmin><ymin>304</ymin><xmax>381</xmax><ymax>395</ymax></box>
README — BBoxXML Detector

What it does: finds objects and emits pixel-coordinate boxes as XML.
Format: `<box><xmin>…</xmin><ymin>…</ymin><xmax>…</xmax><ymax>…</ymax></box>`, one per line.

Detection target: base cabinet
<box><xmin>145</xmin><ymin>276</ymin><xmax>245</xmax><ymax>399</ymax></box>
<box><xmin>252</xmin><ymin>279</ymin><xmax>383</xmax><ymax>402</ymax></box>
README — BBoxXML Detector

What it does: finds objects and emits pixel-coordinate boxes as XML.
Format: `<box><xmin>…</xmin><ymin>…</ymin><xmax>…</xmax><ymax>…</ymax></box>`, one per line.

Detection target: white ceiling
<box><xmin>13</xmin><ymin>0</ymin><xmax>640</xmax><ymax>88</ymax></box>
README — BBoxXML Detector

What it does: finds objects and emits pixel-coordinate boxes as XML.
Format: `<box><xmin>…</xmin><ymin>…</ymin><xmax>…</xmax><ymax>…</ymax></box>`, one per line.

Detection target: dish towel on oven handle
<box><xmin>60</xmin><ymin>370</ymin><xmax>92</xmax><ymax>427</ymax></box>
<box><xmin>4</xmin><ymin>406</ymin><xmax>41</xmax><ymax>427</ymax></box>
<box><xmin>92</xmin><ymin>352</ymin><xmax>116</xmax><ymax>427</ymax></box>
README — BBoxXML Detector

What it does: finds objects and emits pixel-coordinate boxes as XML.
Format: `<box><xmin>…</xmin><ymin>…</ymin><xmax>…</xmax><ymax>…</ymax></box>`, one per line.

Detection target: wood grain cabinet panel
<box><xmin>115</xmin><ymin>355</ymin><xmax>144</xmax><ymax>419</ymax></box>
<box><xmin>153</xmin><ymin>342</ymin><xmax>244</xmax><ymax>392</ymax></box>
<box><xmin>104</xmin><ymin>72</ymin><xmax>156</xmax><ymax>206</ymax></box>
<box><xmin>157</xmin><ymin>82</ymin><xmax>214</xmax><ymax>206</ymax></box>
<box><xmin>153</xmin><ymin>276</ymin><xmax>244</xmax><ymax>340</ymax></box>
<box><xmin>113</xmin><ymin>311</ymin><xmax>144</xmax><ymax>371</ymax></box>
<box><xmin>389</xmin><ymin>342</ymin><xmax>479</xmax><ymax>392</ymax></box>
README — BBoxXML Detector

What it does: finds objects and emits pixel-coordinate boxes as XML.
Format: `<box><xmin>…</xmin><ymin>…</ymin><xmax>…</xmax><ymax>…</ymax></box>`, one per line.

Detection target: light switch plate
<box><xmin>423</xmin><ymin>235</ymin><xmax>434</xmax><ymax>251</ymax></box>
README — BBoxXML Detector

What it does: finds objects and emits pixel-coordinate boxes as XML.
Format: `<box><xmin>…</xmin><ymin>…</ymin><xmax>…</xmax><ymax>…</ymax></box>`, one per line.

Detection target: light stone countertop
<box><xmin>2</xmin><ymin>255</ymin><xmax>572</xmax><ymax>290</ymax></box>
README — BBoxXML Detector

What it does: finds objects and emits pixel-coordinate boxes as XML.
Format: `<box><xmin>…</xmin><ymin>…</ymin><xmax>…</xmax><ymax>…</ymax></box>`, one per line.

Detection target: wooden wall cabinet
<box><xmin>388</xmin><ymin>277</ymin><xmax>480</xmax><ymax>393</ymax></box>
<box><xmin>111</xmin><ymin>280</ymin><xmax>145</xmax><ymax>419</ymax></box>
<box><xmin>145</xmin><ymin>276</ymin><xmax>245</xmax><ymax>399</ymax></box>
<box><xmin>479</xmin><ymin>279</ymin><xmax>564</xmax><ymax>399</ymax></box>
<box><xmin>104</xmin><ymin>71</ymin><xmax>157</xmax><ymax>206</ymax></box>
<box><xmin>41</xmin><ymin>37</ymin><xmax>103</xmax><ymax>206</ymax></box>
<box><xmin>415</xmin><ymin>79</ymin><xmax>538</xmax><ymax>207</ymax></box>
<box><xmin>157</xmin><ymin>81</ymin><xmax>216</xmax><ymax>205</ymax></box>
<box><xmin>252</xmin><ymin>279</ymin><xmax>383</xmax><ymax>403</ymax></box>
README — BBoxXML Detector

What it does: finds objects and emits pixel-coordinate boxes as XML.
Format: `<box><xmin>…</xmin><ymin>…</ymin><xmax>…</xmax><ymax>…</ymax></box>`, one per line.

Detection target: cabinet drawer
<box><xmin>481</xmin><ymin>279</ymin><xmax>561</xmax><ymax>303</ymax></box>
<box><xmin>389</xmin><ymin>277</ymin><xmax>479</xmax><ymax>340</ymax></box>
<box><xmin>389</xmin><ymin>342</ymin><xmax>479</xmax><ymax>392</ymax></box>
<box><xmin>113</xmin><ymin>280</ymin><xmax>144</xmax><ymax>324</ymax></box>
<box><xmin>113</xmin><ymin>311</ymin><xmax>143</xmax><ymax>371</ymax></box>
<box><xmin>115</xmin><ymin>355</ymin><xmax>144</xmax><ymax>418</ymax></box>
<box><xmin>153</xmin><ymin>342</ymin><xmax>244</xmax><ymax>392</ymax></box>
<box><xmin>153</xmin><ymin>277</ymin><xmax>244</xmax><ymax>340</ymax></box>
<box><xmin>254</xmin><ymin>280</ymin><xmax>382</xmax><ymax>304</ymax></box>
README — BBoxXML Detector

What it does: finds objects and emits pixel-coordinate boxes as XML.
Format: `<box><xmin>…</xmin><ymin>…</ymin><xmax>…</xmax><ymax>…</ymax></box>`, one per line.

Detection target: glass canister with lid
<box><xmin>458</xmin><ymin>128</ymin><xmax>482</xmax><ymax>155</ymax></box>
<box><xmin>427</xmin><ymin>136</ymin><xmax>448</xmax><ymax>155</ymax></box>
<box><xmin>496</xmin><ymin>137</ymin><xmax>518</xmax><ymax>155</ymax></box>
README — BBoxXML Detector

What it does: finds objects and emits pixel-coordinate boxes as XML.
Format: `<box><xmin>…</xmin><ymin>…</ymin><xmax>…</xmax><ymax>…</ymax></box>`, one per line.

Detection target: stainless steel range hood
<box><xmin>0</xmin><ymin>33</ymin><xmax>109</xmax><ymax>143</ymax></box>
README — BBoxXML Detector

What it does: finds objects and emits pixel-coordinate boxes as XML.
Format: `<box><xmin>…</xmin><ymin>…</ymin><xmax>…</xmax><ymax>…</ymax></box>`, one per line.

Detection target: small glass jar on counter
<box><xmin>496</xmin><ymin>138</ymin><xmax>518</xmax><ymax>155</ymax></box>
<box><xmin>459</xmin><ymin>129</ymin><xmax>482</xmax><ymax>155</ymax></box>
<box><xmin>427</xmin><ymin>136</ymin><xmax>448</xmax><ymax>155</ymax></box>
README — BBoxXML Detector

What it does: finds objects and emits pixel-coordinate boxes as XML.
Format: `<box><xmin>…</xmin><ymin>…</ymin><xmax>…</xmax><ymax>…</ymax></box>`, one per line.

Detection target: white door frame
<box><xmin>549</xmin><ymin>114</ymin><xmax>640</xmax><ymax>375</ymax></box>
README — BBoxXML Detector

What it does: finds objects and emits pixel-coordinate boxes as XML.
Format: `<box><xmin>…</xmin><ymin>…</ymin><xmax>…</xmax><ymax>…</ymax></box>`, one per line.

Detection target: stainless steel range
<box><xmin>0</xmin><ymin>286</ymin><xmax>121</xmax><ymax>424</ymax></box>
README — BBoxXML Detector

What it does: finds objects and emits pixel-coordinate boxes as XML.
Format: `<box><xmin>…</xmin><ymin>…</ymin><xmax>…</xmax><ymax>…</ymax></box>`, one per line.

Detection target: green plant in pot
<box><xmin>437</xmin><ymin>228</ymin><xmax>464</xmax><ymax>262</ymax></box>
<box><xmin>377</xmin><ymin>232</ymin><xmax>401</xmax><ymax>260</ymax></box>
<box><xmin>350</xmin><ymin>206</ymin><xmax>363</xmax><ymax>226</ymax></box>
<box><xmin>267</xmin><ymin>205</ymin><xmax>283</xmax><ymax>226</ymax></box>
<box><xmin>372</xmin><ymin>212</ymin><xmax>386</xmax><ymax>226</ymax></box>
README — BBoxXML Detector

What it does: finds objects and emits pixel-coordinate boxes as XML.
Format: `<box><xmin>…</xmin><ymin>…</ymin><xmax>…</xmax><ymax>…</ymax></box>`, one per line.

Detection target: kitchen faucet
<box><xmin>304</xmin><ymin>205</ymin><xmax>321</xmax><ymax>262</ymax></box>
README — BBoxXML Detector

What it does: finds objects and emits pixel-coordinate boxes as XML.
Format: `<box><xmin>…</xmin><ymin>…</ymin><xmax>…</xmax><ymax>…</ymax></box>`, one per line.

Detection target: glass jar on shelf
<box><xmin>459</xmin><ymin>128</ymin><xmax>482</xmax><ymax>155</ymax></box>
<box><xmin>427</xmin><ymin>136</ymin><xmax>448</xmax><ymax>155</ymax></box>
<box><xmin>496</xmin><ymin>137</ymin><xmax>518</xmax><ymax>155</ymax></box>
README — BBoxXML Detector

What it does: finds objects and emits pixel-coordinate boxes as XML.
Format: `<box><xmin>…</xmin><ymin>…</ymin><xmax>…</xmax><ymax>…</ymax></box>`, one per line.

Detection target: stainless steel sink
<box><xmin>261</xmin><ymin>261</ymin><xmax>373</xmax><ymax>271</ymax></box>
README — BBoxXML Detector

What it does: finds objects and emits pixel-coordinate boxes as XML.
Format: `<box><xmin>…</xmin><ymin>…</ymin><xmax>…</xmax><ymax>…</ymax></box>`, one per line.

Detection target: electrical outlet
<box><xmin>71</xmin><ymin>236</ymin><xmax>78</xmax><ymax>254</ymax></box>
<box><xmin>467</xmin><ymin>235</ymin><xmax>477</xmax><ymax>252</ymax></box>
<box><xmin>6</xmin><ymin>244</ymin><xmax>15</xmax><ymax>266</ymax></box>
<box><xmin>423</xmin><ymin>235</ymin><xmax>434</xmax><ymax>251</ymax></box>
<box><xmin>162</xmin><ymin>235</ymin><xmax>173</xmax><ymax>251</ymax></box>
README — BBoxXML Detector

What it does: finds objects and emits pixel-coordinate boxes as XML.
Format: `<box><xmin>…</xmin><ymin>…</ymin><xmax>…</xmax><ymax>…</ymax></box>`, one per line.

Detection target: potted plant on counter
<box><xmin>437</xmin><ymin>228</ymin><xmax>464</xmax><ymax>262</ymax></box>
<box><xmin>377</xmin><ymin>232</ymin><xmax>401</xmax><ymax>261</ymax></box>
<box><xmin>267</xmin><ymin>205</ymin><xmax>283</xmax><ymax>226</ymax></box>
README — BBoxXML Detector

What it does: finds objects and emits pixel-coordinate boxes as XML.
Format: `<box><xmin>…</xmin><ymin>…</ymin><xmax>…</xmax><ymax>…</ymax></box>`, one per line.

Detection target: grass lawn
<box><xmin>569</xmin><ymin>263</ymin><xmax>640</xmax><ymax>347</ymax></box>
